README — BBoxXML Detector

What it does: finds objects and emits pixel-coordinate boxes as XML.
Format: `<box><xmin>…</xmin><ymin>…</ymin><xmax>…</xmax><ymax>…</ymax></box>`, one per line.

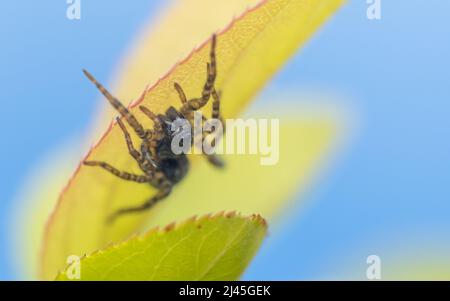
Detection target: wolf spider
<box><xmin>83</xmin><ymin>35</ymin><xmax>224</xmax><ymax>223</ymax></box>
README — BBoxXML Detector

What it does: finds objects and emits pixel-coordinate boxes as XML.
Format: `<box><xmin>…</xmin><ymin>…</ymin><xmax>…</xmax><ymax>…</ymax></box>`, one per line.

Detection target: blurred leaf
<box><xmin>105</xmin><ymin>0</ymin><xmax>264</xmax><ymax>126</ymax></box>
<box><xmin>56</xmin><ymin>213</ymin><xmax>267</xmax><ymax>280</ymax></box>
<box><xmin>143</xmin><ymin>116</ymin><xmax>340</xmax><ymax>230</ymax></box>
<box><xmin>41</xmin><ymin>0</ymin><xmax>345</xmax><ymax>280</ymax></box>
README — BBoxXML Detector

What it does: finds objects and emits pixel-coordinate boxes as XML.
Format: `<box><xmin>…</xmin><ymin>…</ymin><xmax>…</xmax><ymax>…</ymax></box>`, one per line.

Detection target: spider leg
<box><xmin>107</xmin><ymin>180</ymin><xmax>172</xmax><ymax>223</ymax></box>
<box><xmin>180</xmin><ymin>84</ymin><xmax>224</xmax><ymax>167</ymax></box>
<box><xmin>138</xmin><ymin>105</ymin><xmax>165</xmax><ymax>160</ymax></box>
<box><xmin>191</xmin><ymin>122</ymin><xmax>225</xmax><ymax>168</ymax></box>
<box><xmin>180</xmin><ymin>34</ymin><xmax>217</xmax><ymax>115</ymax></box>
<box><xmin>174</xmin><ymin>82</ymin><xmax>187</xmax><ymax>104</ymax></box>
<box><xmin>203</xmin><ymin>34</ymin><xmax>217</xmax><ymax>101</ymax></box>
<box><xmin>116</xmin><ymin>117</ymin><xmax>144</xmax><ymax>164</ymax></box>
<box><xmin>202</xmin><ymin>87</ymin><xmax>224</xmax><ymax>133</ymax></box>
<box><xmin>136</xmin><ymin>140</ymin><xmax>163</xmax><ymax>176</ymax></box>
<box><xmin>139</xmin><ymin>105</ymin><xmax>163</xmax><ymax>136</ymax></box>
<box><xmin>83</xmin><ymin>69</ymin><xmax>148</xmax><ymax>139</ymax></box>
<box><xmin>200</xmin><ymin>87</ymin><xmax>225</xmax><ymax>168</ymax></box>
<box><xmin>84</xmin><ymin>161</ymin><xmax>150</xmax><ymax>183</ymax></box>
<box><xmin>211</xmin><ymin>88</ymin><xmax>222</xmax><ymax>121</ymax></box>
<box><xmin>205</xmin><ymin>154</ymin><xmax>225</xmax><ymax>168</ymax></box>
<box><xmin>173</xmin><ymin>83</ymin><xmax>196</xmax><ymax>122</ymax></box>
<box><xmin>205</xmin><ymin>88</ymin><xmax>224</xmax><ymax>139</ymax></box>
<box><xmin>175</xmin><ymin>84</ymin><xmax>212</xmax><ymax>125</ymax></box>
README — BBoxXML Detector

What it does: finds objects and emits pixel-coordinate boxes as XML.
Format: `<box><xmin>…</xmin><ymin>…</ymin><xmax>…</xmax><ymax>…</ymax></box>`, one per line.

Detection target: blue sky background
<box><xmin>1</xmin><ymin>1</ymin><xmax>450</xmax><ymax>280</ymax></box>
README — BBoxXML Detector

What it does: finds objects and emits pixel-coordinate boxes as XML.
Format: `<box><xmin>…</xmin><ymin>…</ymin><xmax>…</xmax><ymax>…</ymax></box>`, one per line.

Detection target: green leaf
<box><xmin>55</xmin><ymin>212</ymin><xmax>267</xmax><ymax>280</ymax></box>
<box><xmin>40</xmin><ymin>0</ymin><xmax>345</xmax><ymax>279</ymax></box>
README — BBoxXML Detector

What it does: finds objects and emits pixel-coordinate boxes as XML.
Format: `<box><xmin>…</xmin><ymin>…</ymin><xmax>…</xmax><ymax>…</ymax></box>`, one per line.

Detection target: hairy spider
<box><xmin>82</xmin><ymin>35</ymin><xmax>224</xmax><ymax>223</ymax></box>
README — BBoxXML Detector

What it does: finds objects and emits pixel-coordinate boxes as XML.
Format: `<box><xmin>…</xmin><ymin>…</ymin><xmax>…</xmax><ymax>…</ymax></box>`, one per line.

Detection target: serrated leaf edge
<box><xmin>55</xmin><ymin>211</ymin><xmax>267</xmax><ymax>280</ymax></box>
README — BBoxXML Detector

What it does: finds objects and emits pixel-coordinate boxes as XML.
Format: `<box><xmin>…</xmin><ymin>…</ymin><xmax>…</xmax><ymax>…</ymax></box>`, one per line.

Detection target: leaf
<box><xmin>142</xmin><ymin>113</ymin><xmax>340</xmax><ymax>230</ymax></box>
<box><xmin>40</xmin><ymin>0</ymin><xmax>346</xmax><ymax>279</ymax></box>
<box><xmin>42</xmin><ymin>113</ymin><xmax>340</xmax><ymax>280</ymax></box>
<box><xmin>99</xmin><ymin>0</ymin><xmax>265</xmax><ymax>130</ymax></box>
<box><xmin>55</xmin><ymin>213</ymin><xmax>267</xmax><ymax>280</ymax></box>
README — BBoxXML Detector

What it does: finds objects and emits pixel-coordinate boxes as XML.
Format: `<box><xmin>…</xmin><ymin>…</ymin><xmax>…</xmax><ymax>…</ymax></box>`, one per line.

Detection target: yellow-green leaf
<box><xmin>99</xmin><ymin>0</ymin><xmax>264</xmax><ymax>131</ymax></box>
<box><xmin>56</xmin><ymin>213</ymin><xmax>267</xmax><ymax>281</ymax></box>
<box><xmin>142</xmin><ymin>113</ymin><xmax>340</xmax><ymax>230</ymax></box>
<box><xmin>38</xmin><ymin>0</ymin><xmax>345</xmax><ymax>280</ymax></box>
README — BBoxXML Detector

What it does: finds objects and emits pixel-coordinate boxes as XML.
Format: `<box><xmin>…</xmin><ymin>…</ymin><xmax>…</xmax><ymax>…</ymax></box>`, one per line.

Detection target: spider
<box><xmin>82</xmin><ymin>35</ymin><xmax>224</xmax><ymax>223</ymax></box>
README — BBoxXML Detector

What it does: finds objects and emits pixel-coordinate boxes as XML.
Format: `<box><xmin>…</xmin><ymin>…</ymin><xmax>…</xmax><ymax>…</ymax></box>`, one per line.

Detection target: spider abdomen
<box><xmin>159</xmin><ymin>156</ymin><xmax>189</xmax><ymax>184</ymax></box>
<box><xmin>155</xmin><ymin>137</ymin><xmax>189</xmax><ymax>184</ymax></box>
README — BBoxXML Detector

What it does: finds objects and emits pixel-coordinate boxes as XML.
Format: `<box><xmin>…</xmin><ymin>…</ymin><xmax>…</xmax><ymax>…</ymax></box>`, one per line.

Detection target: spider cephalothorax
<box><xmin>83</xmin><ymin>35</ymin><xmax>223</xmax><ymax>222</ymax></box>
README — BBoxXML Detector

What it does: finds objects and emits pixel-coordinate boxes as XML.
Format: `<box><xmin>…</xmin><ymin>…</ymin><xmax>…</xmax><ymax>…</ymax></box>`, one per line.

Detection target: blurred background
<box><xmin>1</xmin><ymin>0</ymin><xmax>450</xmax><ymax>280</ymax></box>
